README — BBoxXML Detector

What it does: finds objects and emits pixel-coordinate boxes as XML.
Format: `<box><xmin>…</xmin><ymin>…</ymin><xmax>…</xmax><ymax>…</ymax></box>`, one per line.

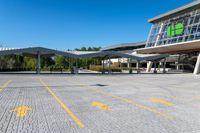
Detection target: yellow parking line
<box><xmin>0</xmin><ymin>80</ymin><xmax>12</xmax><ymax>92</ymax></box>
<box><xmin>80</xmin><ymin>85</ymin><xmax>175</xmax><ymax>120</ymax></box>
<box><xmin>195</xmin><ymin>96</ymin><xmax>200</xmax><ymax>99</ymax></box>
<box><xmin>150</xmin><ymin>98</ymin><xmax>175</xmax><ymax>106</ymax></box>
<box><xmin>38</xmin><ymin>78</ymin><xmax>85</xmax><ymax>128</ymax></box>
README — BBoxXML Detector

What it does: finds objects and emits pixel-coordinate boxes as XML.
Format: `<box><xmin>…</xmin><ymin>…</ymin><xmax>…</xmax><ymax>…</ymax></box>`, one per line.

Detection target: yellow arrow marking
<box><xmin>11</xmin><ymin>106</ymin><xmax>32</xmax><ymax>118</ymax></box>
<box><xmin>91</xmin><ymin>102</ymin><xmax>111</xmax><ymax>111</ymax></box>
<box><xmin>150</xmin><ymin>98</ymin><xmax>175</xmax><ymax>106</ymax></box>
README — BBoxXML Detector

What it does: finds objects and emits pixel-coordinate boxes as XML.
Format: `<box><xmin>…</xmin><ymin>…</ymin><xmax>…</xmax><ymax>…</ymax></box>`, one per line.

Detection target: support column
<box><xmin>146</xmin><ymin>61</ymin><xmax>153</xmax><ymax>72</ymax></box>
<box><xmin>108</xmin><ymin>57</ymin><xmax>111</xmax><ymax>74</ymax></box>
<box><xmin>193</xmin><ymin>53</ymin><xmax>200</xmax><ymax>75</ymax></box>
<box><xmin>153</xmin><ymin>61</ymin><xmax>157</xmax><ymax>74</ymax></box>
<box><xmin>102</xmin><ymin>59</ymin><xmax>105</xmax><ymax>74</ymax></box>
<box><xmin>36</xmin><ymin>51</ymin><xmax>41</xmax><ymax>74</ymax></box>
<box><xmin>176</xmin><ymin>62</ymin><xmax>180</xmax><ymax>70</ymax></box>
<box><xmin>68</xmin><ymin>57</ymin><xmax>71</xmax><ymax>68</ymax></box>
<box><xmin>163</xmin><ymin>58</ymin><xmax>166</xmax><ymax>74</ymax></box>
<box><xmin>136</xmin><ymin>61</ymin><xmax>140</xmax><ymax>74</ymax></box>
<box><xmin>176</xmin><ymin>55</ymin><xmax>180</xmax><ymax>70</ymax></box>
<box><xmin>86</xmin><ymin>59</ymin><xmax>88</xmax><ymax>69</ymax></box>
<box><xmin>119</xmin><ymin>58</ymin><xmax>122</xmax><ymax>73</ymax></box>
<box><xmin>75</xmin><ymin>59</ymin><xmax>78</xmax><ymax>74</ymax></box>
<box><xmin>128</xmin><ymin>58</ymin><xmax>132</xmax><ymax>74</ymax></box>
<box><xmin>127</xmin><ymin>58</ymin><xmax>130</xmax><ymax>69</ymax></box>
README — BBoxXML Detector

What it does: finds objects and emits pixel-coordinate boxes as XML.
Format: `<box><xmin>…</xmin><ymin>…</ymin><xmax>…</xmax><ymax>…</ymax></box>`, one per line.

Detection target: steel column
<box><xmin>153</xmin><ymin>61</ymin><xmax>157</xmax><ymax>74</ymax></box>
<box><xmin>194</xmin><ymin>52</ymin><xmax>200</xmax><ymax>75</ymax></box>
<box><xmin>163</xmin><ymin>58</ymin><xmax>166</xmax><ymax>74</ymax></box>
<box><xmin>136</xmin><ymin>61</ymin><xmax>140</xmax><ymax>74</ymax></box>
<box><xmin>36</xmin><ymin>51</ymin><xmax>41</xmax><ymax>74</ymax></box>
<box><xmin>108</xmin><ymin>57</ymin><xmax>111</xmax><ymax>74</ymax></box>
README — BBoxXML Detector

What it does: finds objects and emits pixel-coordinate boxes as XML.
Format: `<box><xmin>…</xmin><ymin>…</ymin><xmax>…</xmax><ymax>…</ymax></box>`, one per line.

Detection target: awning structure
<box><xmin>101</xmin><ymin>41</ymin><xmax>146</xmax><ymax>51</ymax></box>
<box><xmin>0</xmin><ymin>47</ymin><xmax>79</xmax><ymax>58</ymax></box>
<box><xmin>77</xmin><ymin>51</ymin><xmax>169</xmax><ymax>61</ymax></box>
<box><xmin>133</xmin><ymin>53</ymin><xmax>169</xmax><ymax>61</ymax></box>
<box><xmin>78</xmin><ymin>51</ymin><xmax>142</xmax><ymax>60</ymax></box>
<box><xmin>0</xmin><ymin>47</ymin><xmax>169</xmax><ymax>74</ymax></box>
<box><xmin>136</xmin><ymin>40</ymin><xmax>200</xmax><ymax>54</ymax></box>
<box><xmin>0</xmin><ymin>47</ymin><xmax>168</xmax><ymax>61</ymax></box>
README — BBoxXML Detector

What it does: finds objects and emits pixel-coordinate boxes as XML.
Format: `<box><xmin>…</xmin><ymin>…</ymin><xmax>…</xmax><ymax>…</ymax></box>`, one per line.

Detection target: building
<box><xmin>101</xmin><ymin>42</ymin><xmax>146</xmax><ymax>68</ymax></box>
<box><xmin>101</xmin><ymin>41</ymin><xmax>173</xmax><ymax>73</ymax></box>
<box><xmin>136</xmin><ymin>0</ymin><xmax>200</xmax><ymax>74</ymax></box>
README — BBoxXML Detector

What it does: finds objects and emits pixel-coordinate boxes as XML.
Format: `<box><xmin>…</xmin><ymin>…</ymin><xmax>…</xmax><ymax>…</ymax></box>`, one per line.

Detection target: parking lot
<box><xmin>0</xmin><ymin>74</ymin><xmax>200</xmax><ymax>133</ymax></box>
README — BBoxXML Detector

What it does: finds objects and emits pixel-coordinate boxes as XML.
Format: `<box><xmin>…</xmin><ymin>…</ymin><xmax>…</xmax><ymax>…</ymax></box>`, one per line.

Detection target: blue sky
<box><xmin>0</xmin><ymin>0</ymin><xmax>192</xmax><ymax>50</ymax></box>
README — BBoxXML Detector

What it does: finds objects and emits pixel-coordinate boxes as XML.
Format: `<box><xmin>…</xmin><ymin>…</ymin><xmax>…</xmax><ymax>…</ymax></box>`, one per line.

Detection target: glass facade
<box><xmin>146</xmin><ymin>8</ymin><xmax>200</xmax><ymax>48</ymax></box>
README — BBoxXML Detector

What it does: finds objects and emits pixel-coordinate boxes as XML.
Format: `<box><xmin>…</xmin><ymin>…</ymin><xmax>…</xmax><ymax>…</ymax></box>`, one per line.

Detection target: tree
<box><xmin>55</xmin><ymin>55</ymin><xmax>67</xmax><ymax>68</ymax></box>
<box><xmin>73</xmin><ymin>46</ymin><xmax>102</xmax><ymax>68</ymax></box>
<box><xmin>41</xmin><ymin>57</ymin><xmax>55</xmax><ymax>70</ymax></box>
<box><xmin>24</xmin><ymin>57</ymin><xmax>36</xmax><ymax>70</ymax></box>
<box><xmin>75</xmin><ymin>46</ymin><xmax>101</xmax><ymax>51</ymax></box>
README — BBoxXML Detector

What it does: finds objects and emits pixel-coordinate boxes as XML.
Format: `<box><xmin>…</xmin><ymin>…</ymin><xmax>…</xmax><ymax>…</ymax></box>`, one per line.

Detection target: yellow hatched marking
<box><xmin>39</xmin><ymin>78</ymin><xmax>85</xmax><ymax>128</ymax></box>
<box><xmin>81</xmin><ymin>85</ymin><xmax>175</xmax><ymax>120</ymax></box>
<box><xmin>150</xmin><ymin>98</ymin><xmax>175</xmax><ymax>106</ymax></box>
<box><xmin>0</xmin><ymin>80</ymin><xmax>12</xmax><ymax>92</ymax></box>
<box><xmin>91</xmin><ymin>101</ymin><xmax>111</xmax><ymax>111</ymax></box>
<box><xmin>11</xmin><ymin>106</ymin><xmax>32</xmax><ymax>118</ymax></box>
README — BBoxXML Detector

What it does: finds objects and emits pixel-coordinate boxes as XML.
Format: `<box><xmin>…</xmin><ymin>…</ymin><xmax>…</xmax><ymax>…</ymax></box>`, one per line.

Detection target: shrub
<box><xmin>89</xmin><ymin>65</ymin><xmax>121</xmax><ymax>72</ymax></box>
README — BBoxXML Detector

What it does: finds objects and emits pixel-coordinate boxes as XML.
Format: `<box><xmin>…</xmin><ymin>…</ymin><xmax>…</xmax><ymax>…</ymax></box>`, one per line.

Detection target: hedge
<box><xmin>89</xmin><ymin>65</ymin><xmax>122</xmax><ymax>72</ymax></box>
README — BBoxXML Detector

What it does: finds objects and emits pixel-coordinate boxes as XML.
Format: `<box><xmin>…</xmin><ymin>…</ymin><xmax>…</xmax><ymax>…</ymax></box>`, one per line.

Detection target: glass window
<box><xmin>194</xmin><ymin>15</ymin><xmax>200</xmax><ymax>24</ymax></box>
<box><xmin>195</xmin><ymin>33</ymin><xmax>200</xmax><ymax>39</ymax></box>
<box><xmin>189</xmin><ymin>17</ymin><xmax>195</xmax><ymax>24</ymax></box>
<box><xmin>184</xmin><ymin>36</ymin><xmax>189</xmax><ymax>41</ymax></box>
<box><xmin>178</xmin><ymin>37</ymin><xmax>183</xmax><ymax>42</ymax></box>
<box><xmin>191</xmin><ymin>25</ymin><xmax>197</xmax><ymax>34</ymax></box>
<box><xmin>146</xmin><ymin>8</ymin><xmax>200</xmax><ymax>48</ymax></box>
<box><xmin>197</xmin><ymin>25</ymin><xmax>200</xmax><ymax>32</ymax></box>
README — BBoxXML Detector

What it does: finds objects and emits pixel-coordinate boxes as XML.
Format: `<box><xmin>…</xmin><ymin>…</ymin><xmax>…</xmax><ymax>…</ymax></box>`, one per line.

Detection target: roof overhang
<box><xmin>79</xmin><ymin>51</ymin><xmax>142</xmax><ymax>60</ymax></box>
<box><xmin>0</xmin><ymin>47</ymin><xmax>79</xmax><ymax>58</ymax></box>
<box><xmin>149</xmin><ymin>1</ymin><xmax>200</xmax><ymax>23</ymax></box>
<box><xmin>0</xmin><ymin>47</ymin><xmax>169</xmax><ymax>61</ymax></box>
<box><xmin>101</xmin><ymin>41</ymin><xmax>146</xmax><ymax>51</ymax></box>
<box><xmin>136</xmin><ymin>40</ymin><xmax>200</xmax><ymax>54</ymax></box>
<box><xmin>79</xmin><ymin>51</ymin><xmax>168</xmax><ymax>61</ymax></box>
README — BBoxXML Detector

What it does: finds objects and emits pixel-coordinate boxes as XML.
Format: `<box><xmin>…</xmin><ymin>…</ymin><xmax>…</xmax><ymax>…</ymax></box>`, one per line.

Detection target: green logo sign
<box><xmin>167</xmin><ymin>23</ymin><xmax>184</xmax><ymax>37</ymax></box>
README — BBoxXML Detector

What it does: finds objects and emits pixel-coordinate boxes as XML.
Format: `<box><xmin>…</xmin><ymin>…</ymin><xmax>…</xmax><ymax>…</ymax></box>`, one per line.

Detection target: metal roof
<box><xmin>78</xmin><ymin>51</ymin><xmax>169</xmax><ymax>61</ymax></box>
<box><xmin>0</xmin><ymin>47</ymin><xmax>79</xmax><ymax>58</ymax></box>
<box><xmin>67</xmin><ymin>51</ymin><xmax>98</xmax><ymax>55</ymax></box>
<box><xmin>0</xmin><ymin>47</ymin><xmax>168</xmax><ymax>61</ymax></box>
<box><xmin>149</xmin><ymin>1</ymin><xmax>200</xmax><ymax>23</ymax></box>
<box><xmin>101</xmin><ymin>41</ymin><xmax>146</xmax><ymax>51</ymax></box>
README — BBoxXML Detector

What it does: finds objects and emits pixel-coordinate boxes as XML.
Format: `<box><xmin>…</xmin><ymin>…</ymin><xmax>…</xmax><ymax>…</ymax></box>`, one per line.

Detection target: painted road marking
<box><xmin>0</xmin><ymin>80</ymin><xmax>12</xmax><ymax>92</ymax></box>
<box><xmin>91</xmin><ymin>102</ymin><xmax>111</xmax><ymax>111</ymax></box>
<box><xmin>81</xmin><ymin>85</ymin><xmax>175</xmax><ymax>120</ymax></box>
<box><xmin>150</xmin><ymin>98</ymin><xmax>175</xmax><ymax>106</ymax></box>
<box><xmin>39</xmin><ymin>78</ymin><xmax>85</xmax><ymax>128</ymax></box>
<box><xmin>195</xmin><ymin>96</ymin><xmax>200</xmax><ymax>99</ymax></box>
<box><xmin>11</xmin><ymin>106</ymin><xmax>32</xmax><ymax>118</ymax></box>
